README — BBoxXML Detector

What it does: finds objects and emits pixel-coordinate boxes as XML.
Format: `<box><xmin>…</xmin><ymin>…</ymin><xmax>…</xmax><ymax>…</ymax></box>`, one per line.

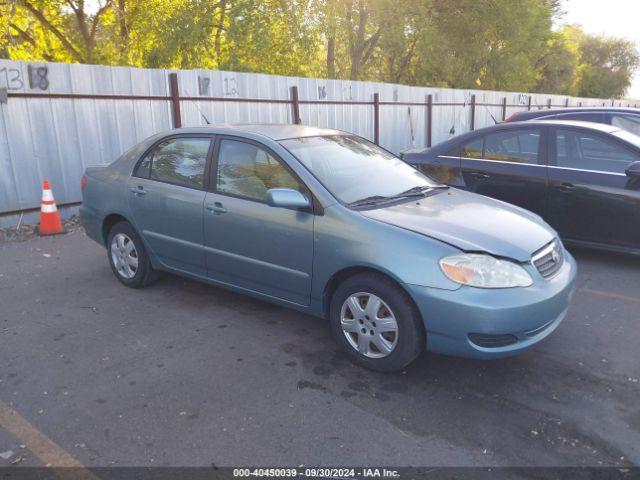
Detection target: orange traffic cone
<box><xmin>37</xmin><ymin>180</ymin><xmax>65</xmax><ymax>236</ymax></box>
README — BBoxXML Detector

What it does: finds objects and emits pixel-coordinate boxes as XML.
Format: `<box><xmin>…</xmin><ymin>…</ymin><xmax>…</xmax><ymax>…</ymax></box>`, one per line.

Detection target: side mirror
<box><xmin>266</xmin><ymin>188</ymin><xmax>311</xmax><ymax>209</ymax></box>
<box><xmin>625</xmin><ymin>161</ymin><xmax>640</xmax><ymax>177</ymax></box>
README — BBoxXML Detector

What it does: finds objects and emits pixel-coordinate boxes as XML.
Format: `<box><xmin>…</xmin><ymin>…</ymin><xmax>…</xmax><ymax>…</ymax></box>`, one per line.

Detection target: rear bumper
<box><xmin>404</xmin><ymin>250</ymin><xmax>577</xmax><ymax>359</ymax></box>
<box><xmin>79</xmin><ymin>205</ymin><xmax>105</xmax><ymax>247</ymax></box>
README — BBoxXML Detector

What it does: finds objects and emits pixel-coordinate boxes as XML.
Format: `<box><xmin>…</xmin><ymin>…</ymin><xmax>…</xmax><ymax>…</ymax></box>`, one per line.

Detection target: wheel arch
<box><xmin>322</xmin><ymin>265</ymin><xmax>421</xmax><ymax>321</ymax></box>
<box><xmin>102</xmin><ymin>213</ymin><xmax>132</xmax><ymax>244</ymax></box>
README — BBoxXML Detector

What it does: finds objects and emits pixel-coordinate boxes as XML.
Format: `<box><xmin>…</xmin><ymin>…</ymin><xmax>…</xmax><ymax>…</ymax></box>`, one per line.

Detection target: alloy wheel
<box><xmin>110</xmin><ymin>233</ymin><xmax>139</xmax><ymax>279</ymax></box>
<box><xmin>340</xmin><ymin>292</ymin><xmax>399</xmax><ymax>358</ymax></box>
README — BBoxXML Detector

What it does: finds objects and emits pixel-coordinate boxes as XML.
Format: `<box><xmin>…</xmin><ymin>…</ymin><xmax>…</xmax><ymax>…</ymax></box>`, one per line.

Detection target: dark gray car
<box><xmin>505</xmin><ymin>107</ymin><xmax>640</xmax><ymax>136</ymax></box>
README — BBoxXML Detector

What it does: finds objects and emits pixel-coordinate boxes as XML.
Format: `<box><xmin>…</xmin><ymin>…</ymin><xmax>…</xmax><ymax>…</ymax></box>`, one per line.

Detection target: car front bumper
<box><xmin>404</xmin><ymin>250</ymin><xmax>577</xmax><ymax>359</ymax></box>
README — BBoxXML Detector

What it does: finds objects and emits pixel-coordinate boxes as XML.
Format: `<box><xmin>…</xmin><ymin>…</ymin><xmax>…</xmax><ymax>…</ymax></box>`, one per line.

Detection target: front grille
<box><xmin>468</xmin><ymin>333</ymin><xmax>518</xmax><ymax>348</ymax></box>
<box><xmin>532</xmin><ymin>239</ymin><xmax>564</xmax><ymax>279</ymax></box>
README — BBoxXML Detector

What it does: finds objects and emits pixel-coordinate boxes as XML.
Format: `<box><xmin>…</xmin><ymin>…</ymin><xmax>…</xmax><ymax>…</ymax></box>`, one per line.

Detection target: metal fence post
<box><xmin>501</xmin><ymin>97</ymin><xmax>507</xmax><ymax>121</ymax></box>
<box><xmin>547</xmin><ymin>98</ymin><xmax>552</xmax><ymax>109</ymax></box>
<box><xmin>290</xmin><ymin>86</ymin><xmax>301</xmax><ymax>125</ymax></box>
<box><xmin>470</xmin><ymin>94</ymin><xmax>476</xmax><ymax>131</ymax></box>
<box><xmin>565</xmin><ymin>98</ymin><xmax>569</xmax><ymax>107</ymax></box>
<box><xmin>373</xmin><ymin>93</ymin><xmax>380</xmax><ymax>145</ymax></box>
<box><xmin>426</xmin><ymin>94</ymin><xmax>433</xmax><ymax>148</ymax></box>
<box><xmin>168</xmin><ymin>73</ymin><xmax>182</xmax><ymax>128</ymax></box>
<box><xmin>527</xmin><ymin>96</ymin><xmax>532</xmax><ymax>111</ymax></box>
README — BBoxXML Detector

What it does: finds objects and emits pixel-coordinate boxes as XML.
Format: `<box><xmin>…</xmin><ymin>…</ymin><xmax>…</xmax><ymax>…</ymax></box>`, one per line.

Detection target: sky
<box><xmin>560</xmin><ymin>0</ymin><xmax>640</xmax><ymax>99</ymax></box>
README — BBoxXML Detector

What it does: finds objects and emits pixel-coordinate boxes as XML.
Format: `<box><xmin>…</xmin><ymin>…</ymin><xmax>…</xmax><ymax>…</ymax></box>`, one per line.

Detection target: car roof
<box><xmin>405</xmin><ymin>120</ymin><xmax>624</xmax><ymax>157</ymax></box>
<box><xmin>508</xmin><ymin>107</ymin><xmax>640</xmax><ymax>120</ymax></box>
<box><xmin>167</xmin><ymin>123</ymin><xmax>345</xmax><ymax>141</ymax></box>
<box><xmin>520</xmin><ymin>119</ymin><xmax>621</xmax><ymax>132</ymax></box>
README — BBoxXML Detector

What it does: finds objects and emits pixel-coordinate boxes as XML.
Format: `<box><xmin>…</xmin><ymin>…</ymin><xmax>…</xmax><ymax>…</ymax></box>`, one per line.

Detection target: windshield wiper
<box><xmin>349</xmin><ymin>185</ymin><xmax>449</xmax><ymax>208</ymax></box>
<box><xmin>348</xmin><ymin>195</ymin><xmax>392</xmax><ymax>207</ymax></box>
<box><xmin>389</xmin><ymin>185</ymin><xmax>449</xmax><ymax>199</ymax></box>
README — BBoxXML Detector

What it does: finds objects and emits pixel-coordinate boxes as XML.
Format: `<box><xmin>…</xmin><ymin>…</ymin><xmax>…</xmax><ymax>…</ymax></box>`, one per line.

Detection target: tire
<box><xmin>106</xmin><ymin>221</ymin><xmax>159</xmax><ymax>288</ymax></box>
<box><xmin>329</xmin><ymin>272</ymin><xmax>425</xmax><ymax>372</ymax></box>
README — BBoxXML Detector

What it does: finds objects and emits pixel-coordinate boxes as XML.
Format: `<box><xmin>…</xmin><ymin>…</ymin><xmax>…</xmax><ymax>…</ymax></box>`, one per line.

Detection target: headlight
<box><xmin>440</xmin><ymin>254</ymin><xmax>533</xmax><ymax>288</ymax></box>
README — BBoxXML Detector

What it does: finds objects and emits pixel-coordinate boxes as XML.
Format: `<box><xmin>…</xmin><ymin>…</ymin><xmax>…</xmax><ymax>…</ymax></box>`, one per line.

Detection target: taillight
<box><xmin>81</xmin><ymin>175</ymin><xmax>87</xmax><ymax>192</ymax></box>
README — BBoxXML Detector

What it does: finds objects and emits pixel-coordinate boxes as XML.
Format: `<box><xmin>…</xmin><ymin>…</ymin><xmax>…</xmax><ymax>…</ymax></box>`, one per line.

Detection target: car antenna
<box><xmin>407</xmin><ymin>107</ymin><xmax>416</xmax><ymax>148</ymax></box>
<box><xmin>483</xmin><ymin>104</ymin><xmax>499</xmax><ymax>124</ymax></box>
<box><xmin>183</xmin><ymin>86</ymin><xmax>212</xmax><ymax>125</ymax></box>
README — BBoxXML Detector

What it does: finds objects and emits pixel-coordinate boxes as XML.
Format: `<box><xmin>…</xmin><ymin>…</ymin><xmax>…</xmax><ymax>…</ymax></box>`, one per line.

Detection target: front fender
<box><xmin>311</xmin><ymin>204</ymin><xmax>462</xmax><ymax>308</ymax></box>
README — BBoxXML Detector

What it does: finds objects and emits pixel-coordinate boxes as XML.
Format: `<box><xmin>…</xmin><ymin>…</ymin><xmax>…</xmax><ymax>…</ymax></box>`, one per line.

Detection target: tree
<box><xmin>2</xmin><ymin>0</ymin><xmax>113</xmax><ymax>63</ymax></box>
<box><xmin>1</xmin><ymin>0</ymin><xmax>637</xmax><ymax>99</ymax></box>
<box><xmin>576</xmin><ymin>30</ymin><xmax>639</xmax><ymax>98</ymax></box>
<box><xmin>321</xmin><ymin>0</ymin><xmax>391</xmax><ymax>81</ymax></box>
<box><xmin>534</xmin><ymin>29</ymin><xmax>580</xmax><ymax>95</ymax></box>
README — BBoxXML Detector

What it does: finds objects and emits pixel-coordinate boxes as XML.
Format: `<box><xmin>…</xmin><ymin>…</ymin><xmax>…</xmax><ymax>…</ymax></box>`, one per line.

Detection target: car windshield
<box><xmin>280</xmin><ymin>135</ymin><xmax>437</xmax><ymax>204</ymax></box>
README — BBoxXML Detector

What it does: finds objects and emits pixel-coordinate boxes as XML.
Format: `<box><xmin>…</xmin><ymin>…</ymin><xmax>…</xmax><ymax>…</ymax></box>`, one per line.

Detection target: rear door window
<box><xmin>149</xmin><ymin>138</ymin><xmax>211</xmax><ymax>188</ymax></box>
<box><xmin>483</xmin><ymin>129</ymin><xmax>541</xmax><ymax>164</ymax></box>
<box><xmin>555</xmin><ymin>129</ymin><xmax>637</xmax><ymax>173</ymax></box>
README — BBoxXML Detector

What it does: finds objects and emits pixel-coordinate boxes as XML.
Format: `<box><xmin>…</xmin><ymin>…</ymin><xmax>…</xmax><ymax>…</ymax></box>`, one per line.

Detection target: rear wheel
<box><xmin>106</xmin><ymin>222</ymin><xmax>159</xmax><ymax>288</ymax></box>
<box><xmin>329</xmin><ymin>272</ymin><xmax>425</xmax><ymax>372</ymax></box>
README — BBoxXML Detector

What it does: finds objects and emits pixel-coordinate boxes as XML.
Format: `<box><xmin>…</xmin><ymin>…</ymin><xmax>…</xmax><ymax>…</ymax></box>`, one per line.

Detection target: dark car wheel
<box><xmin>106</xmin><ymin>221</ymin><xmax>159</xmax><ymax>288</ymax></box>
<box><xmin>329</xmin><ymin>272</ymin><xmax>425</xmax><ymax>372</ymax></box>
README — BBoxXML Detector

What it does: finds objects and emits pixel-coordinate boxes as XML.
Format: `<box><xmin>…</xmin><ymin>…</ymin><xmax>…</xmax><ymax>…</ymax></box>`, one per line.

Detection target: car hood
<box><xmin>360</xmin><ymin>188</ymin><xmax>555</xmax><ymax>262</ymax></box>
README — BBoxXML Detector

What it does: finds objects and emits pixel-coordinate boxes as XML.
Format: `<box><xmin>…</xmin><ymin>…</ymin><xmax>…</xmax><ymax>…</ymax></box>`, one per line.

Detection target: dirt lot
<box><xmin>0</xmin><ymin>230</ymin><xmax>639</xmax><ymax>468</ymax></box>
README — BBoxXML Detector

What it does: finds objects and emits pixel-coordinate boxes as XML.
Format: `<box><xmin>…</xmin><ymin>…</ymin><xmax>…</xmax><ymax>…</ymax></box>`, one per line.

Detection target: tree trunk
<box><xmin>327</xmin><ymin>36</ymin><xmax>335</xmax><ymax>78</ymax></box>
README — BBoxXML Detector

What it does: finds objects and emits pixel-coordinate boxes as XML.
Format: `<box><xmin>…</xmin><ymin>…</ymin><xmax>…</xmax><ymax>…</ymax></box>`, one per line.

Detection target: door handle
<box><xmin>556</xmin><ymin>182</ymin><xmax>575</xmax><ymax>193</ymax></box>
<box><xmin>469</xmin><ymin>171</ymin><xmax>490</xmax><ymax>180</ymax></box>
<box><xmin>206</xmin><ymin>202</ymin><xmax>227</xmax><ymax>214</ymax></box>
<box><xmin>130</xmin><ymin>186</ymin><xmax>147</xmax><ymax>196</ymax></box>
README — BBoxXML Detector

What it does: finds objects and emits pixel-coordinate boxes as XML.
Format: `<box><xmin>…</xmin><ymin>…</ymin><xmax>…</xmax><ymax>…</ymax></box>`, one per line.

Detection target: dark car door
<box><xmin>460</xmin><ymin>126</ymin><xmax>548</xmax><ymax>216</ymax></box>
<box><xmin>203</xmin><ymin>137</ymin><xmax>314</xmax><ymax>307</ymax></box>
<box><xmin>128</xmin><ymin>135</ymin><xmax>212</xmax><ymax>276</ymax></box>
<box><xmin>546</xmin><ymin>127</ymin><xmax>640</xmax><ymax>249</ymax></box>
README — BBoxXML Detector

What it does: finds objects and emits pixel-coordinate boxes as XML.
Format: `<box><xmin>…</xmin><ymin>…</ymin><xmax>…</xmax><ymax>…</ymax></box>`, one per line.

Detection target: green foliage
<box><xmin>575</xmin><ymin>30</ymin><xmax>639</xmax><ymax>99</ymax></box>
<box><xmin>0</xmin><ymin>0</ymin><xmax>637</xmax><ymax>98</ymax></box>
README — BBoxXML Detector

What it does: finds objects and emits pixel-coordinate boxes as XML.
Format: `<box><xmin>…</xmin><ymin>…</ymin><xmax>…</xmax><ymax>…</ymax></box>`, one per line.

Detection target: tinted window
<box><xmin>611</xmin><ymin>114</ymin><xmax>640</xmax><ymax>136</ymax></box>
<box><xmin>149</xmin><ymin>138</ymin><xmax>210</xmax><ymax>187</ymax></box>
<box><xmin>280</xmin><ymin>135</ymin><xmax>435</xmax><ymax>204</ymax></box>
<box><xmin>484</xmin><ymin>129</ymin><xmax>541</xmax><ymax>164</ymax></box>
<box><xmin>443</xmin><ymin>145</ymin><xmax>460</xmax><ymax>157</ymax></box>
<box><xmin>555</xmin><ymin>129</ymin><xmax>636</xmax><ymax>173</ymax></box>
<box><xmin>216</xmin><ymin>140</ymin><xmax>300</xmax><ymax>201</ymax></box>
<box><xmin>462</xmin><ymin>138</ymin><xmax>483</xmax><ymax>158</ymax></box>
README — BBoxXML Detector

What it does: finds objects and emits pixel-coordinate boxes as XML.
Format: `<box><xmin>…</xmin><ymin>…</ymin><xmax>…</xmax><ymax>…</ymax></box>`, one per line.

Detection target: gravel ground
<box><xmin>0</xmin><ymin>216</ymin><xmax>83</xmax><ymax>243</ymax></box>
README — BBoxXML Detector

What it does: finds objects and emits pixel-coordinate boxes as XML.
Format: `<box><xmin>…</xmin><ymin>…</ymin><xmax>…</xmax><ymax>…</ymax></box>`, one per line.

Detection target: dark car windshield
<box><xmin>280</xmin><ymin>135</ymin><xmax>436</xmax><ymax>204</ymax></box>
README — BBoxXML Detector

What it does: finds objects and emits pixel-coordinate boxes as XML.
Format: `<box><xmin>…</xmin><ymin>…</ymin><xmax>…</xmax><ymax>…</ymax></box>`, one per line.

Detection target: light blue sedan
<box><xmin>80</xmin><ymin>124</ymin><xmax>576</xmax><ymax>371</ymax></box>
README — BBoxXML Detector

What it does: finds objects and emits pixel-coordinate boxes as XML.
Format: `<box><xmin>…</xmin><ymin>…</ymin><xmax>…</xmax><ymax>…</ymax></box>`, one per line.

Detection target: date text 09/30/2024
<box><xmin>232</xmin><ymin>468</ymin><xmax>400</xmax><ymax>478</ymax></box>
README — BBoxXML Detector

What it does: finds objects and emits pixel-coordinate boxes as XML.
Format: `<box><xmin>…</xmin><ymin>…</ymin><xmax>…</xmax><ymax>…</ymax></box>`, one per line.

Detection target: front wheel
<box><xmin>106</xmin><ymin>221</ymin><xmax>159</xmax><ymax>288</ymax></box>
<box><xmin>329</xmin><ymin>273</ymin><xmax>425</xmax><ymax>372</ymax></box>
